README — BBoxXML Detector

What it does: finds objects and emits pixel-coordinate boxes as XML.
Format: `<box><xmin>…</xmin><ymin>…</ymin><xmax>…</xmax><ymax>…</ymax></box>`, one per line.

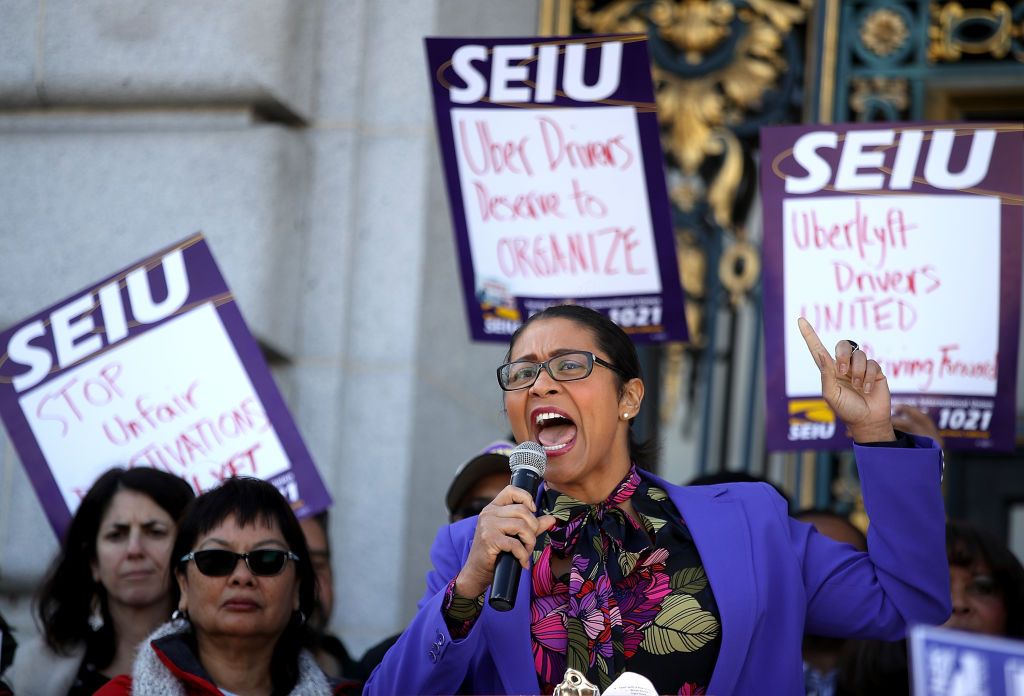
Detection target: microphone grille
<box><xmin>509</xmin><ymin>441</ymin><xmax>547</xmax><ymax>477</ymax></box>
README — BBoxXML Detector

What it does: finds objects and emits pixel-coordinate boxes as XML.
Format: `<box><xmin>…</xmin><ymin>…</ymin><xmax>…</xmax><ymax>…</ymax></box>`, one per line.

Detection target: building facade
<box><xmin>1</xmin><ymin>0</ymin><xmax>1022</xmax><ymax>657</ymax></box>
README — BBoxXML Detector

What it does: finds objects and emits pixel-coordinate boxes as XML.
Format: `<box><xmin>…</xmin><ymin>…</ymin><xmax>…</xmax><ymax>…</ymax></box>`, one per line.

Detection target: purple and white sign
<box><xmin>425</xmin><ymin>35</ymin><xmax>688</xmax><ymax>342</ymax></box>
<box><xmin>761</xmin><ymin>123</ymin><xmax>1023</xmax><ymax>451</ymax></box>
<box><xmin>910</xmin><ymin>624</ymin><xmax>1024</xmax><ymax>696</ymax></box>
<box><xmin>0</xmin><ymin>235</ymin><xmax>331</xmax><ymax>537</ymax></box>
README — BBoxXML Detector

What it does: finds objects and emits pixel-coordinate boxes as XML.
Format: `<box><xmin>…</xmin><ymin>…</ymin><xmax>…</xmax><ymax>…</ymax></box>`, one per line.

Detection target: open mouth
<box><xmin>534</xmin><ymin>410</ymin><xmax>577</xmax><ymax>454</ymax></box>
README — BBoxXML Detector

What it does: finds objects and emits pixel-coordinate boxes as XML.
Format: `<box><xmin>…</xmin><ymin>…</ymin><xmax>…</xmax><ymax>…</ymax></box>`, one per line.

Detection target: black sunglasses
<box><xmin>180</xmin><ymin>548</ymin><xmax>299</xmax><ymax>577</ymax></box>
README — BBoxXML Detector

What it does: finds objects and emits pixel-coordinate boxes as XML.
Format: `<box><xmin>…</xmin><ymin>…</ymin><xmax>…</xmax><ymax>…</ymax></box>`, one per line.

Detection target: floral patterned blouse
<box><xmin>444</xmin><ymin>465</ymin><xmax>722</xmax><ymax>695</ymax></box>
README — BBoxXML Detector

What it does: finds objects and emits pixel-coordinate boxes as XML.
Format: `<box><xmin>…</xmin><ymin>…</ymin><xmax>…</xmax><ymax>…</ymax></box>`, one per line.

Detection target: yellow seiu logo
<box><xmin>788</xmin><ymin>399</ymin><xmax>837</xmax><ymax>441</ymax></box>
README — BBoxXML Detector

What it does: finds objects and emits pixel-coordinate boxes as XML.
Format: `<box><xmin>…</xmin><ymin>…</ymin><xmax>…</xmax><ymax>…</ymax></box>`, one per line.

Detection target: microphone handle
<box><xmin>488</xmin><ymin>467</ymin><xmax>542</xmax><ymax>612</ymax></box>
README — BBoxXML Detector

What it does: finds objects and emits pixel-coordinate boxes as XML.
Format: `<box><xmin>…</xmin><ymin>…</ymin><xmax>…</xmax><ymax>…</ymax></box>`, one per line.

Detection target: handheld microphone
<box><xmin>488</xmin><ymin>441</ymin><xmax>547</xmax><ymax>612</ymax></box>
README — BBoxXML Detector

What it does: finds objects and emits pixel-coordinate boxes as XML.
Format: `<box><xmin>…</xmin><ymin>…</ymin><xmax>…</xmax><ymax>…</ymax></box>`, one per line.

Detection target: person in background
<box><xmin>445</xmin><ymin>441</ymin><xmax>516</xmax><ymax>522</ymax></box>
<box><xmin>97</xmin><ymin>475</ymin><xmax>350</xmax><ymax>695</ymax></box>
<box><xmin>834</xmin><ymin>638</ymin><xmax>912</xmax><ymax>696</ymax></box>
<box><xmin>301</xmin><ymin>510</ymin><xmax>397</xmax><ymax>684</ymax></box>
<box><xmin>943</xmin><ymin>519</ymin><xmax>1024</xmax><ymax>638</ymax></box>
<box><xmin>2</xmin><ymin>467</ymin><xmax>195</xmax><ymax>696</ymax></box>
<box><xmin>835</xmin><ymin>519</ymin><xmax>1024</xmax><ymax>695</ymax></box>
<box><xmin>364</xmin><ymin>305</ymin><xmax>950</xmax><ymax>695</ymax></box>
<box><xmin>301</xmin><ymin>511</ymin><xmax>360</xmax><ymax>680</ymax></box>
<box><xmin>794</xmin><ymin>510</ymin><xmax>868</xmax><ymax>696</ymax></box>
<box><xmin>794</xmin><ymin>510</ymin><xmax>867</xmax><ymax>552</ymax></box>
<box><xmin>890</xmin><ymin>404</ymin><xmax>944</xmax><ymax>447</ymax></box>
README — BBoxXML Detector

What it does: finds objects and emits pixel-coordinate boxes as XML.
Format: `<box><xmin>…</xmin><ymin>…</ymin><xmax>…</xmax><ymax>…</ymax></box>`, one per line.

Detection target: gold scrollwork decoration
<box><xmin>849</xmin><ymin>76</ymin><xmax>909</xmax><ymax>115</ymax></box>
<box><xmin>928</xmin><ymin>1</ymin><xmax>1020</xmax><ymax>62</ymax></box>
<box><xmin>676</xmin><ymin>230</ymin><xmax>706</xmax><ymax>347</ymax></box>
<box><xmin>860</xmin><ymin>8</ymin><xmax>911</xmax><ymax>57</ymax></box>
<box><xmin>573</xmin><ymin>1</ymin><xmax>811</xmax><ymax>349</ymax></box>
<box><xmin>670</xmin><ymin>179</ymin><xmax>702</xmax><ymax>214</ymax></box>
<box><xmin>676</xmin><ymin>230</ymin><xmax>706</xmax><ymax>300</ymax></box>
<box><xmin>572</xmin><ymin>0</ymin><xmax>647</xmax><ymax>35</ymax></box>
<box><xmin>660</xmin><ymin>341</ymin><xmax>687</xmax><ymax>423</ymax></box>
<box><xmin>576</xmin><ymin>0</ymin><xmax>811</xmax><ymax>186</ymax></box>
<box><xmin>704</xmin><ymin>127</ymin><xmax>744</xmax><ymax>229</ymax></box>
<box><xmin>718</xmin><ymin>241</ymin><xmax>760</xmax><ymax>307</ymax></box>
<box><xmin>649</xmin><ymin>0</ymin><xmax>736</xmax><ymax>64</ymax></box>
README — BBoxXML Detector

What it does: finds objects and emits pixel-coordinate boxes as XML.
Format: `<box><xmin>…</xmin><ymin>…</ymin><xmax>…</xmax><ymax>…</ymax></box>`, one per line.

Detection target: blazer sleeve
<box><xmin>790</xmin><ymin>435</ymin><xmax>951</xmax><ymax>639</ymax></box>
<box><xmin>363</xmin><ymin>520</ymin><xmax>487</xmax><ymax>696</ymax></box>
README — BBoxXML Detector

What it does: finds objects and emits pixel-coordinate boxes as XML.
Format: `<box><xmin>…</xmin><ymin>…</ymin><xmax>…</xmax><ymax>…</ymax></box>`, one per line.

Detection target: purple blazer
<box><xmin>365</xmin><ymin>438</ymin><xmax>950</xmax><ymax>695</ymax></box>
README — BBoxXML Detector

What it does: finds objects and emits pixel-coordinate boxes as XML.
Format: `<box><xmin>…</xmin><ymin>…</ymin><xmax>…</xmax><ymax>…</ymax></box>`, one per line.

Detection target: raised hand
<box><xmin>797</xmin><ymin>318</ymin><xmax>896</xmax><ymax>444</ymax></box>
<box><xmin>892</xmin><ymin>405</ymin><xmax>944</xmax><ymax>446</ymax></box>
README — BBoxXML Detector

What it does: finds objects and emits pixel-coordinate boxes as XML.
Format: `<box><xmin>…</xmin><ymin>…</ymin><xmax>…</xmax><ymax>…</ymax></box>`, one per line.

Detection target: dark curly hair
<box><xmin>170</xmin><ymin>476</ymin><xmax>317</xmax><ymax>691</ymax></box>
<box><xmin>37</xmin><ymin>467</ymin><xmax>195</xmax><ymax>668</ymax></box>
<box><xmin>505</xmin><ymin>304</ymin><xmax>658</xmax><ymax>468</ymax></box>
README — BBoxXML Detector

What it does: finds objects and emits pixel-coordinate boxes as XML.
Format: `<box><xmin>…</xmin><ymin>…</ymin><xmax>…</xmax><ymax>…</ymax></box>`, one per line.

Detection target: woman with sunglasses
<box><xmin>3</xmin><ymin>467</ymin><xmax>194</xmax><ymax>696</ymax></box>
<box><xmin>96</xmin><ymin>476</ymin><xmax>352</xmax><ymax>695</ymax></box>
<box><xmin>364</xmin><ymin>304</ymin><xmax>950</xmax><ymax>695</ymax></box>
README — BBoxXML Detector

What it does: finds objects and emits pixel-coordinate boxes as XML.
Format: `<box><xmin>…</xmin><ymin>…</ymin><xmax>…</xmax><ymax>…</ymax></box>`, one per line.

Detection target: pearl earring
<box><xmin>622</xmin><ymin>412</ymin><xmax>629</xmax><ymax>419</ymax></box>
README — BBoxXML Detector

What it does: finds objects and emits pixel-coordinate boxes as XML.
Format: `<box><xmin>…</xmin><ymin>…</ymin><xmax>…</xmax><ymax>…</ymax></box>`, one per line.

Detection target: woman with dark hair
<box><xmin>365</xmin><ymin>305</ymin><xmax>950</xmax><ymax>695</ymax></box>
<box><xmin>3</xmin><ymin>467</ymin><xmax>195</xmax><ymax>695</ymax></box>
<box><xmin>834</xmin><ymin>520</ymin><xmax>1024</xmax><ymax>695</ymax></box>
<box><xmin>944</xmin><ymin>520</ymin><xmax>1024</xmax><ymax>638</ymax></box>
<box><xmin>96</xmin><ymin>476</ymin><xmax>349</xmax><ymax>695</ymax></box>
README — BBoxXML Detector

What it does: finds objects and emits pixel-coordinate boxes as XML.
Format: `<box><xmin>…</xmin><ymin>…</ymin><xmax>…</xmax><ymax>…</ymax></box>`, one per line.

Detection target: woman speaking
<box><xmin>364</xmin><ymin>305</ymin><xmax>950</xmax><ymax>695</ymax></box>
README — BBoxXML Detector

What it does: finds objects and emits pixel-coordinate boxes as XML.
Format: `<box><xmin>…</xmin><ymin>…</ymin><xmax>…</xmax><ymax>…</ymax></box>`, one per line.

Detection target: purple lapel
<box><xmin>654</xmin><ymin>476</ymin><xmax>757</xmax><ymax>696</ymax></box>
<box><xmin>484</xmin><ymin>565</ymin><xmax>539</xmax><ymax>694</ymax></box>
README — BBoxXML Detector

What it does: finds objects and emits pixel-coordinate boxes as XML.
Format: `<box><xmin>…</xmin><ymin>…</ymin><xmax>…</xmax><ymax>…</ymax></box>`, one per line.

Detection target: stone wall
<box><xmin>0</xmin><ymin>0</ymin><xmax>535</xmax><ymax>655</ymax></box>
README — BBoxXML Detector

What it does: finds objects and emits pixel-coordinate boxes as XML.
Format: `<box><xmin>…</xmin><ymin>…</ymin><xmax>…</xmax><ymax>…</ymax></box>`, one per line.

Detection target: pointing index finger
<box><xmin>797</xmin><ymin>317</ymin><xmax>832</xmax><ymax>374</ymax></box>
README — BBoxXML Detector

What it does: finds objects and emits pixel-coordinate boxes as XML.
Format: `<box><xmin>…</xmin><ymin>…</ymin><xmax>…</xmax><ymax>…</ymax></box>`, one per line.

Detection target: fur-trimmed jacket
<box><xmin>94</xmin><ymin>621</ymin><xmax>356</xmax><ymax>696</ymax></box>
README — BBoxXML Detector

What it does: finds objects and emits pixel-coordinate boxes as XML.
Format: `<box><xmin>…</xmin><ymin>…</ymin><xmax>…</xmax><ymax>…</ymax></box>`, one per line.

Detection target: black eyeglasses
<box><xmin>497</xmin><ymin>350</ymin><xmax>626</xmax><ymax>391</ymax></box>
<box><xmin>180</xmin><ymin>549</ymin><xmax>300</xmax><ymax>577</ymax></box>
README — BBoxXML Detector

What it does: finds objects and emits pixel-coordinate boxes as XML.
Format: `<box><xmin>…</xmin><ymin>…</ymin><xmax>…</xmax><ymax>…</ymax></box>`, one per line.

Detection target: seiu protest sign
<box><xmin>761</xmin><ymin>123</ymin><xmax>1023</xmax><ymax>451</ymax></box>
<box><xmin>425</xmin><ymin>36</ymin><xmax>687</xmax><ymax>342</ymax></box>
<box><xmin>910</xmin><ymin>625</ymin><xmax>1024</xmax><ymax>696</ymax></box>
<box><xmin>0</xmin><ymin>235</ymin><xmax>331</xmax><ymax>537</ymax></box>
